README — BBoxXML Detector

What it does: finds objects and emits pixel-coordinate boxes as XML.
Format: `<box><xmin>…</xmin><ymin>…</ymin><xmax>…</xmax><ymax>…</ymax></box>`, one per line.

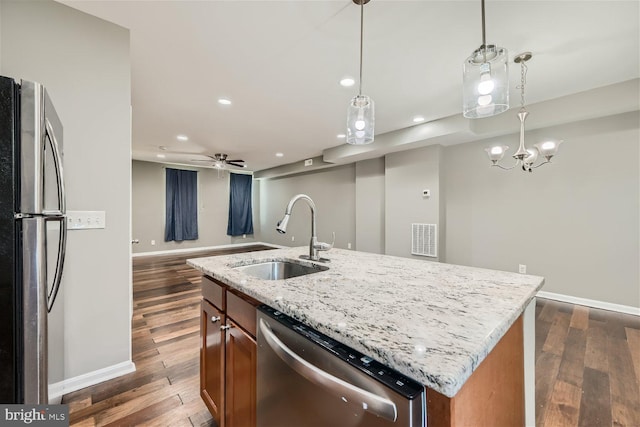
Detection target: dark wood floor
<box><xmin>535</xmin><ymin>298</ymin><xmax>640</xmax><ymax>426</ymax></box>
<box><xmin>63</xmin><ymin>247</ymin><xmax>640</xmax><ymax>426</ymax></box>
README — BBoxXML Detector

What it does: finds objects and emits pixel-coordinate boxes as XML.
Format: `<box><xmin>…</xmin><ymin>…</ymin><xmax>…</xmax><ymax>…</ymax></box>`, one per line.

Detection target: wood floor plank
<box><xmin>608</xmin><ymin>334</ymin><xmax>640</xmax><ymax>426</ymax></box>
<box><xmin>569</xmin><ymin>305</ymin><xmax>589</xmax><ymax>330</ymax></box>
<box><xmin>535</xmin><ymin>351</ymin><xmax>562</xmax><ymax>425</ymax></box>
<box><xmin>542</xmin><ymin>311</ymin><xmax>571</xmax><ymax>356</ymax></box>
<box><xmin>584</xmin><ymin>318</ymin><xmax>609</xmax><ymax>372</ymax></box>
<box><xmin>578</xmin><ymin>367</ymin><xmax>612</xmax><ymax>427</ymax></box>
<box><xmin>100</xmin><ymin>395</ymin><xmax>183</xmax><ymax>427</ymax></box>
<box><xmin>556</xmin><ymin>328</ymin><xmax>587</xmax><ymax>388</ymax></box>
<box><xmin>543</xmin><ymin>380</ymin><xmax>582</xmax><ymax>426</ymax></box>
<box><xmin>625</xmin><ymin>327</ymin><xmax>640</xmax><ymax>386</ymax></box>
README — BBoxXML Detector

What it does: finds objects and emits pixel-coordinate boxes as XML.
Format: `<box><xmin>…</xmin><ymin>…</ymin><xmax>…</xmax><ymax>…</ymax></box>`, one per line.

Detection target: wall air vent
<box><xmin>411</xmin><ymin>223</ymin><xmax>437</xmax><ymax>258</ymax></box>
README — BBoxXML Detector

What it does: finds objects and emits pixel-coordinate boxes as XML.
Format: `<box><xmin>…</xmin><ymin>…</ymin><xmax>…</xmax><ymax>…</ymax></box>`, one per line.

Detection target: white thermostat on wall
<box><xmin>422</xmin><ymin>189</ymin><xmax>431</xmax><ymax>198</ymax></box>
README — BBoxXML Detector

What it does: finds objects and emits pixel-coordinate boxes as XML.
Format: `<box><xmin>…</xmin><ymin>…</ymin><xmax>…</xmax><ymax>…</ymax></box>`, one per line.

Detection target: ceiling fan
<box><xmin>190</xmin><ymin>153</ymin><xmax>246</xmax><ymax>168</ymax></box>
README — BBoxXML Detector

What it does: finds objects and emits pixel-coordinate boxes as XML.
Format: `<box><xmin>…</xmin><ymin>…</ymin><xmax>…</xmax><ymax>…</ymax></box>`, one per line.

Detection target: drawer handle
<box><xmin>220</xmin><ymin>324</ymin><xmax>233</xmax><ymax>331</ymax></box>
<box><xmin>211</xmin><ymin>316</ymin><xmax>221</xmax><ymax>323</ymax></box>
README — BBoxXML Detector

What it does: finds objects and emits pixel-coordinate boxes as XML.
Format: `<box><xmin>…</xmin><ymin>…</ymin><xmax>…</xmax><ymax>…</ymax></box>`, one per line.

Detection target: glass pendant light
<box><xmin>463</xmin><ymin>0</ymin><xmax>509</xmax><ymax>119</ymax></box>
<box><xmin>347</xmin><ymin>0</ymin><xmax>374</xmax><ymax>145</ymax></box>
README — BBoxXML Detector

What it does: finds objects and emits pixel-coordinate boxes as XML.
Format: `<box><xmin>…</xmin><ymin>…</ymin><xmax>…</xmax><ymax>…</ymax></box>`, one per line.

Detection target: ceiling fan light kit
<box><xmin>462</xmin><ymin>0</ymin><xmax>509</xmax><ymax>119</ymax></box>
<box><xmin>346</xmin><ymin>0</ymin><xmax>375</xmax><ymax>145</ymax></box>
<box><xmin>190</xmin><ymin>153</ymin><xmax>246</xmax><ymax>169</ymax></box>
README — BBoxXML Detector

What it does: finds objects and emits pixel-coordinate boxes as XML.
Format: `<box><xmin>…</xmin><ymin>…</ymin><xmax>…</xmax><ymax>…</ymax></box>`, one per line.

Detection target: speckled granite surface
<box><xmin>187</xmin><ymin>247</ymin><xmax>544</xmax><ymax>398</ymax></box>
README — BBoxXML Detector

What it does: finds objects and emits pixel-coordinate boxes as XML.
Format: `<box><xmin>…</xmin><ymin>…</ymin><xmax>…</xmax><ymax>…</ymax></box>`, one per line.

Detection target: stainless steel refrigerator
<box><xmin>0</xmin><ymin>76</ymin><xmax>67</xmax><ymax>404</ymax></box>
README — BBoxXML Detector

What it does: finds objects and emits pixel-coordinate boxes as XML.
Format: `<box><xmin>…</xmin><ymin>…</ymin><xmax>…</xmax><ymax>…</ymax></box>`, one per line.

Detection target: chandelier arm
<box><xmin>529</xmin><ymin>160</ymin><xmax>551</xmax><ymax>169</ymax></box>
<box><xmin>492</xmin><ymin>161</ymin><xmax>519</xmax><ymax>170</ymax></box>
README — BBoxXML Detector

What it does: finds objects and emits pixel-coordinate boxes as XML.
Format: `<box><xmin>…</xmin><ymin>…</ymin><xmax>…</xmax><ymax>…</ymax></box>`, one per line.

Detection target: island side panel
<box><xmin>426</xmin><ymin>316</ymin><xmax>525</xmax><ymax>427</ymax></box>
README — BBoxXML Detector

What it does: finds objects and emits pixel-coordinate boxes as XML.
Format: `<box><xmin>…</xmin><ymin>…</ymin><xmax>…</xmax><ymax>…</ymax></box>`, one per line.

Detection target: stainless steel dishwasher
<box><xmin>257</xmin><ymin>305</ymin><xmax>425</xmax><ymax>427</ymax></box>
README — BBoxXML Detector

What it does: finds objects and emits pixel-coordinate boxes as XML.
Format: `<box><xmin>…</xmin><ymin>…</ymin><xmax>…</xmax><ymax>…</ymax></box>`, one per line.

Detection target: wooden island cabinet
<box><xmin>200</xmin><ymin>275</ymin><xmax>258</xmax><ymax>427</ymax></box>
<box><xmin>200</xmin><ymin>273</ymin><xmax>528</xmax><ymax>427</ymax></box>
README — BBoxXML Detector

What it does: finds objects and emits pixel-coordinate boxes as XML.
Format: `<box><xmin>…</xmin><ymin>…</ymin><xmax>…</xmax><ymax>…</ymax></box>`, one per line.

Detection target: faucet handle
<box><xmin>315</xmin><ymin>232</ymin><xmax>335</xmax><ymax>251</ymax></box>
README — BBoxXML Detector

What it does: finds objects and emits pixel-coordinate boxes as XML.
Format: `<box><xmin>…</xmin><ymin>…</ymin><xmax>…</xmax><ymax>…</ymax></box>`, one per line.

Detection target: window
<box><xmin>227</xmin><ymin>173</ymin><xmax>253</xmax><ymax>236</ymax></box>
<box><xmin>165</xmin><ymin>168</ymin><xmax>198</xmax><ymax>241</ymax></box>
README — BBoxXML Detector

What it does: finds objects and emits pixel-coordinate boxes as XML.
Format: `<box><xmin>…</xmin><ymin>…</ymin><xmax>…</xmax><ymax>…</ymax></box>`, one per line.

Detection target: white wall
<box><xmin>131</xmin><ymin>160</ymin><xmax>258</xmax><ymax>254</ymax></box>
<box><xmin>385</xmin><ymin>145</ymin><xmax>444</xmax><ymax>261</ymax></box>
<box><xmin>355</xmin><ymin>158</ymin><xmax>385</xmax><ymax>253</ymax></box>
<box><xmin>444</xmin><ymin>112</ymin><xmax>639</xmax><ymax>307</ymax></box>
<box><xmin>258</xmin><ymin>164</ymin><xmax>356</xmax><ymax>250</ymax></box>
<box><xmin>1</xmin><ymin>0</ymin><xmax>132</xmax><ymax>381</ymax></box>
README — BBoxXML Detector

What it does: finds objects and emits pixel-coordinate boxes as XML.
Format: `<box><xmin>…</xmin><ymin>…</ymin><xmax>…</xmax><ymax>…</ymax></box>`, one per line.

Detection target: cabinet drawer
<box><xmin>202</xmin><ymin>276</ymin><xmax>225</xmax><ymax>310</ymax></box>
<box><xmin>227</xmin><ymin>291</ymin><xmax>258</xmax><ymax>337</ymax></box>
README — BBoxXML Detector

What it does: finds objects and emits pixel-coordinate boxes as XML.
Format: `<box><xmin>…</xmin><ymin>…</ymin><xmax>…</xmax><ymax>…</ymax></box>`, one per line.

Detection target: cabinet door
<box><xmin>225</xmin><ymin>321</ymin><xmax>257</xmax><ymax>427</ymax></box>
<box><xmin>201</xmin><ymin>300</ymin><xmax>225</xmax><ymax>427</ymax></box>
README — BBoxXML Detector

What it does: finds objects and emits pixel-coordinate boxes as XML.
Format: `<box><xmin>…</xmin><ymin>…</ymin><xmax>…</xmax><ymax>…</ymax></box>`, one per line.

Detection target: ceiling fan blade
<box><xmin>190</xmin><ymin>159</ymin><xmax>212</xmax><ymax>162</ymax></box>
<box><xmin>226</xmin><ymin>159</ymin><xmax>244</xmax><ymax>163</ymax></box>
<box><xmin>227</xmin><ymin>162</ymin><xmax>245</xmax><ymax>168</ymax></box>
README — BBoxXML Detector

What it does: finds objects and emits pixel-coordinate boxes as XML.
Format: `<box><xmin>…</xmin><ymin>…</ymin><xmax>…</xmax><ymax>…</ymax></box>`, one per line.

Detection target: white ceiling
<box><xmin>59</xmin><ymin>0</ymin><xmax>639</xmax><ymax>172</ymax></box>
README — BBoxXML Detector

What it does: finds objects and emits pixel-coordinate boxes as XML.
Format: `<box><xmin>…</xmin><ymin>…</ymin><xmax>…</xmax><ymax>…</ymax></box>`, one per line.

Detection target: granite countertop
<box><xmin>187</xmin><ymin>246</ymin><xmax>544</xmax><ymax>398</ymax></box>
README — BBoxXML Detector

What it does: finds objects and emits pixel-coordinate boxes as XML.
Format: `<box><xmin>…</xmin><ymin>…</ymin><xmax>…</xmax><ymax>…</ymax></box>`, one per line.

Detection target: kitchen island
<box><xmin>188</xmin><ymin>247</ymin><xmax>544</xmax><ymax>426</ymax></box>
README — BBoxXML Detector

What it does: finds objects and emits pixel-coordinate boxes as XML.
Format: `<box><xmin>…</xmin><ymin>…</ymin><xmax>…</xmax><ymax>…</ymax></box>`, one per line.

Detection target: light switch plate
<box><xmin>67</xmin><ymin>211</ymin><xmax>106</xmax><ymax>230</ymax></box>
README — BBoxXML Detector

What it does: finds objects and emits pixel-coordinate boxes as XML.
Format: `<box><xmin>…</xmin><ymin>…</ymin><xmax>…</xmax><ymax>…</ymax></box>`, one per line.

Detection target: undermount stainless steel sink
<box><xmin>233</xmin><ymin>260</ymin><xmax>329</xmax><ymax>280</ymax></box>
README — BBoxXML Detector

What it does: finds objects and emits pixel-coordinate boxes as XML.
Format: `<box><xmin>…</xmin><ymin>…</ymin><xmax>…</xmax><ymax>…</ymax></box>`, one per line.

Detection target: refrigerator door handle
<box><xmin>47</xmin><ymin>216</ymin><xmax>66</xmax><ymax>313</ymax></box>
<box><xmin>44</xmin><ymin>118</ymin><xmax>65</xmax><ymax>215</ymax></box>
<box><xmin>44</xmin><ymin>117</ymin><xmax>66</xmax><ymax>312</ymax></box>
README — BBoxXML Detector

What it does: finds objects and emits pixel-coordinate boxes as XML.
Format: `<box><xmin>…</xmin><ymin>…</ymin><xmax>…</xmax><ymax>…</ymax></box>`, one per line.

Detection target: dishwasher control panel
<box><xmin>258</xmin><ymin>305</ymin><xmax>425</xmax><ymax>400</ymax></box>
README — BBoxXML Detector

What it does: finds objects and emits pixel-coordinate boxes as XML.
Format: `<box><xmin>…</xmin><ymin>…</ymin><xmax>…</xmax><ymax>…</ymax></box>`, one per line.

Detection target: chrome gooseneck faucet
<box><xmin>276</xmin><ymin>194</ymin><xmax>333</xmax><ymax>262</ymax></box>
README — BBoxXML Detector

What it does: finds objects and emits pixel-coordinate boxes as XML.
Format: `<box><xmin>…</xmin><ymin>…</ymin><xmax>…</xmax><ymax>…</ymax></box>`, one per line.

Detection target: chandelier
<box><xmin>485</xmin><ymin>52</ymin><xmax>561</xmax><ymax>172</ymax></box>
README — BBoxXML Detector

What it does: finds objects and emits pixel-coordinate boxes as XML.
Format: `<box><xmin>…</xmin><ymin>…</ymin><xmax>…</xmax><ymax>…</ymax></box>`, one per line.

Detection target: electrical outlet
<box><xmin>151</xmin><ymin>240</ymin><xmax>156</xmax><ymax>246</ymax></box>
<box><xmin>519</xmin><ymin>264</ymin><xmax>527</xmax><ymax>274</ymax></box>
<box><xmin>67</xmin><ymin>211</ymin><xmax>106</xmax><ymax>230</ymax></box>
<box><xmin>291</xmin><ymin>236</ymin><xmax>295</xmax><ymax>242</ymax></box>
<box><xmin>347</xmin><ymin>243</ymin><xmax>352</xmax><ymax>249</ymax></box>
<box><xmin>304</xmin><ymin>159</ymin><xmax>313</xmax><ymax>166</ymax></box>
<box><xmin>242</xmin><ymin>234</ymin><xmax>246</xmax><ymax>239</ymax></box>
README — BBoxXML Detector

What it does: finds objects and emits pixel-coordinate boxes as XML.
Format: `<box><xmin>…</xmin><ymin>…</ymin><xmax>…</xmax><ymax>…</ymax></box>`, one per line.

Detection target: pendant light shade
<box><xmin>346</xmin><ymin>0</ymin><xmax>374</xmax><ymax>145</ymax></box>
<box><xmin>347</xmin><ymin>94</ymin><xmax>375</xmax><ymax>145</ymax></box>
<box><xmin>463</xmin><ymin>46</ymin><xmax>509</xmax><ymax>118</ymax></box>
<box><xmin>462</xmin><ymin>0</ymin><xmax>509</xmax><ymax>118</ymax></box>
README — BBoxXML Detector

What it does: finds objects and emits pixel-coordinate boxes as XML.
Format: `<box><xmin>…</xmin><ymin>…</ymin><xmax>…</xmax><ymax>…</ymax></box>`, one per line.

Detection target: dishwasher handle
<box><xmin>259</xmin><ymin>318</ymin><xmax>398</xmax><ymax>422</ymax></box>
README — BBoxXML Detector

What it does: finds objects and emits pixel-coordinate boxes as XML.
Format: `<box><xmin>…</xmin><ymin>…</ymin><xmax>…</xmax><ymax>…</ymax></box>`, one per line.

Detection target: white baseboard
<box><xmin>48</xmin><ymin>360</ymin><xmax>136</xmax><ymax>403</ymax></box>
<box><xmin>131</xmin><ymin>241</ymin><xmax>281</xmax><ymax>258</ymax></box>
<box><xmin>537</xmin><ymin>291</ymin><xmax>640</xmax><ymax>316</ymax></box>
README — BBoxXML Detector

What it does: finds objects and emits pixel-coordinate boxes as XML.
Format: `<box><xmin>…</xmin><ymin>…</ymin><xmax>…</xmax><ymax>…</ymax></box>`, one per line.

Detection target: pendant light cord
<box><xmin>359</xmin><ymin>0</ymin><xmax>364</xmax><ymax>96</ymax></box>
<box><xmin>481</xmin><ymin>0</ymin><xmax>486</xmax><ymax>48</ymax></box>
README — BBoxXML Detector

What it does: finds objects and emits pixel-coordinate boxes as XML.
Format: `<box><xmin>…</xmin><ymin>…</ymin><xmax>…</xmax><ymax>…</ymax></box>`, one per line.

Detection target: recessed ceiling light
<box><xmin>413</xmin><ymin>116</ymin><xmax>425</xmax><ymax>123</ymax></box>
<box><xmin>176</xmin><ymin>135</ymin><xmax>188</xmax><ymax>141</ymax></box>
<box><xmin>157</xmin><ymin>154</ymin><xmax>166</xmax><ymax>158</ymax></box>
<box><xmin>275</xmin><ymin>152</ymin><xmax>284</xmax><ymax>157</ymax></box>
<box><xmin>337</xmin><ymin>134</ymin><xmax>346</xmax><ymax>139</ymax></box>
<box><xmin>339</xmin><ymin>77</ymin><xmax>355</xmax><ymax>87</ymax></box>
<box><xmin>218</xmin><ymin>98</ymin><xmax>232</xmax><ymax>105</ymax></box>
